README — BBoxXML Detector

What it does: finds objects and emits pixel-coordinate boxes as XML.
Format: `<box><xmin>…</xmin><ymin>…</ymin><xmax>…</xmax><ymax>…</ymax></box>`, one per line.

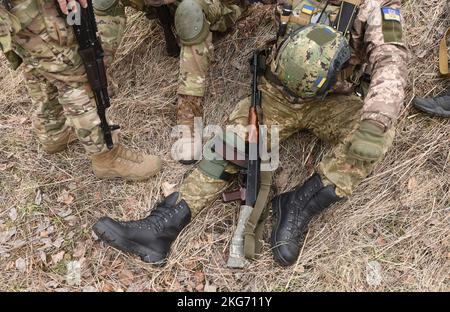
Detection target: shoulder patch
<box><xmin>301</xmin><ymin>4</ymin><xmax>315</xmax><ymax>15</ymax></box>
<box><xmin>381</xmin><ymin>7</ymin><xmax>401</xmax><ymax>22</ymax></box>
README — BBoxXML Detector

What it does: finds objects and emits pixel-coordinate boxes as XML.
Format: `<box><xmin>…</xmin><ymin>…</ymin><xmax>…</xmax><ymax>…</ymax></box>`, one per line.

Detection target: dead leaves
<box><xmin>15</xmin><ymin>257</ymin><xmax>27</xmax><ymax>273</ymax></box>
<box><xmin>118</xmin><ymin>269</ymin><xmax>134</xmax><ymax>287</ymax></box>
<box><xmin>162</xmin><ymin>182</ymin><xmax>177</xmax><ymax>197</ymax></box>
<box><xmin>57</xmin><ymin>189</ymin><xmax>74</xmax><ymax>206</ymax></box>
<box><xmin>8</xmin><ymin>208</ymin><xmax>17</xmax><ymax>221</ymax></box>
<box><xmin>51</xmin><ymin>251</ymin><xmax>65</xmax><ymax>265</ymax></box>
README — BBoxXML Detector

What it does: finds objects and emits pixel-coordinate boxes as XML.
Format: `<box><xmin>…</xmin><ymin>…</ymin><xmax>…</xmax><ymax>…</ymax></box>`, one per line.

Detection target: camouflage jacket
<box><xmin>350</xmin><ymin>0</ymin><xmax>408</xmax><ymax>129</ymax></box>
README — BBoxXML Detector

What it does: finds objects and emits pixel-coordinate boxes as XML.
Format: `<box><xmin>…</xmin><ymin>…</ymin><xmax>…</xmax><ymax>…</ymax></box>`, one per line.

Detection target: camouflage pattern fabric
<box><xmin>180</xmin><ymin>76</ymin><xmax>395</xmax><ymax>215</ymax></box>
<box><xmin>272</xmin><ymin>24</ymin><xmax>350</xmax><ymax>98</ymax></box>
<box><xmin>94</xmin><ymin>0</ymin><xmax>245</xmax><ymax>96</ymax></box>
<box><xmin>5</xmin><ymin>0</ymin><xmax>113</xmax><ymax>155</ymax></box>
<box><xmin>273</xmin><ymin>0</ymin><xmax>408</xmax><ymax>130</ymax></box>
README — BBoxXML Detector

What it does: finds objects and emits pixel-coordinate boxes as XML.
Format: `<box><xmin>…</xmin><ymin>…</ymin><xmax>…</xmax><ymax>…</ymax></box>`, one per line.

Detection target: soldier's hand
<box><xmin>347</xmin><ymin>120</ymin><xmax>387</xmax><ymax>162</ymax></box>
<box><xmin>57</xmin><ymin>0</ymin><xmax>88</xmax><ymax>15</ymax></box>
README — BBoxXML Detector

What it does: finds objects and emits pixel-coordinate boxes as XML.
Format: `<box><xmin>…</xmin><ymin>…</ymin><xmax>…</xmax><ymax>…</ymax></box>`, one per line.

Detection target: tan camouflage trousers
<box><xmin>3</xmin><ymin>1</ymin><xmax>112</xmax><ymax>155</ymax></box>
<box><xmin>24</xmin><ymin>65</ymin><xmax>112</xmax><ymax>155</ymax></box>
<box><xmin>95</xmin><ymin>0</ymin><xmax>245</xmax><ymax>96</ymax></box>
<box><xmin>181</xmin><ymin>78</ymin><xmax>395</xmax><ymax>217</ymax></box>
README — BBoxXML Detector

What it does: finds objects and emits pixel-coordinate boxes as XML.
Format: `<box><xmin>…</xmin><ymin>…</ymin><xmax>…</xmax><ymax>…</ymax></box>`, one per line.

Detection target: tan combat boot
<box><xmin>176</xmin><ymin>94</ymin><xmax>203</xmax><ymax>165</ymax></box>
<box><xmin>41</xmin><ymin>130</ymin><xmax>77</xmax><ymax>154</ymax></box>
<box><xmin>91</xmin><ymin>144</ymin><xmax>162</xmax><ymax>181</ymax></box>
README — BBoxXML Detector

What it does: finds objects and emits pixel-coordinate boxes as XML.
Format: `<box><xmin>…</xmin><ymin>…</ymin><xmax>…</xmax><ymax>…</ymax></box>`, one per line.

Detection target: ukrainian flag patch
<box><xmin>314</xmin><ymin>76</ymin><xmax>326</xmax><ymax>89</ymax></box>
<box><xmin>382</xmin><ymin>8</ymin><xmax>401</xmax><ymax>22</ymax></box>
<box><xmin>302</xmin><ymin>4</ymin><xmax>314</xmax><ymax>15</ymax></box>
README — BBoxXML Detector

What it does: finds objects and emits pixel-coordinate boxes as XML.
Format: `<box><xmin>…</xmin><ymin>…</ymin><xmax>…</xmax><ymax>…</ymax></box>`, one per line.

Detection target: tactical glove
<box><xmin>348</xmin><ymin>120</ymin><xmax>386</xmax><ymax>162</ymax></box>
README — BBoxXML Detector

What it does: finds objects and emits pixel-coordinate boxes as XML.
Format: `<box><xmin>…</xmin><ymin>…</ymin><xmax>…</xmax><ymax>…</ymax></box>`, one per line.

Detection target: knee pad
<box><xmin>93</xmin><ymin>0</ymin><xmax>124</xmax><ymax>16</ymax></box>
<box><xmin>175</xmin><ymin>0</ymin><xmax>210</xmax><ymax>46</ymax></box>
<box><xmin>199</xmin><ymin>130</ymin><xmax>247</xmax><ymax>180</ymax></box>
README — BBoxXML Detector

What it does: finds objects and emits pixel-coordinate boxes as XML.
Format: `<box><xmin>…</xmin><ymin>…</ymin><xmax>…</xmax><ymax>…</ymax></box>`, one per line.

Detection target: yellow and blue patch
<box><xmin>322</xmin><ymin>25</ymin><xmax>337</xmax><ymax>34</ymax></box>
<box><xmin>314</xmin><ymin>76</ymin><xmax>327</xmax><ymax>89</ymax></box>
<box><xmin>301</xmin><ymin>4</ymin><xmax>315</xmax><ymax>15</ymax></box>
<box><xmin>382</xmin><ymin>7</ymin><xmax>401</xmax><ymax>22</ymax></box>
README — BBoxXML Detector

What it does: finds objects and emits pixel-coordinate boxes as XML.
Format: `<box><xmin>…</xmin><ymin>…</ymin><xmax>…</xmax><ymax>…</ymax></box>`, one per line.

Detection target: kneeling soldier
<box><xmin>93</xmin><ymin>0</ymin><xmax>408</xmax><ymax>266</ymax></box>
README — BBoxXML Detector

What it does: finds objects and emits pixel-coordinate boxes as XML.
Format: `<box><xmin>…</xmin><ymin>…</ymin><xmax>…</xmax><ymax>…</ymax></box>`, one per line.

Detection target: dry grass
<box><xmin>0</xmin><ymin>2</ymin><xmax>449</xmax><ymax>292</ymax></box>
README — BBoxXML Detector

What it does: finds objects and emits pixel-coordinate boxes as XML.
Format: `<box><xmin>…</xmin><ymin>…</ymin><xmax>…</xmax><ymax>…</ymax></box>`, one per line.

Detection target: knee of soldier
<box><xmin>175</xmin><ymin>0</ymin><xmax>210</xmax><ymax>46</ymax></box>
<box><xmin>93</xmin><ymin>0</ymin><xmax>125</xmax><ymax>16</ymax></box>
<box><xmin>199</xmin><ymin>130</ymin><xmax>246</xmax><ymax>178</ymax></box>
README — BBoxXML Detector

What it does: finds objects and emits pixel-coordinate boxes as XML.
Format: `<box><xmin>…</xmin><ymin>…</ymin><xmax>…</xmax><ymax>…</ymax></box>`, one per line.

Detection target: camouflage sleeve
<box><xmin>355</xmin><ymin>0</ymin><xmax>409</xmax><ymax>129</ymax></box>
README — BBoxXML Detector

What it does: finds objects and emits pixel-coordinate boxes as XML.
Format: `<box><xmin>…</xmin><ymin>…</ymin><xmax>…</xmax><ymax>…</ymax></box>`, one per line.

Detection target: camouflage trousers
<box><xmin>23</xmin><ymin>65</ymin><xmax>112</xmax><ymax>155</ymax></box>
<box><xmin>6</xmin><ymin>0</ymin><xmax>112</xmax><ymax>155</ymax></box>
<box><xmin>181</xmin><ymin>78</ymin><xmax>395</xmax><ymax>217</ymax></box>
<box><xmin>95</xmin><ymin>0</ymin><xmax>245</xmax><ymax>96</ymax></box>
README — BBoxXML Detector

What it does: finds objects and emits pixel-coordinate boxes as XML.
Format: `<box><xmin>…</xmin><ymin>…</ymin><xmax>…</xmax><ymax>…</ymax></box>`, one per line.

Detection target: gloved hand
<box><xmin>348</xmin><ymin>120</ymin><xmax>387</xmax><ymax>162</ymax></box>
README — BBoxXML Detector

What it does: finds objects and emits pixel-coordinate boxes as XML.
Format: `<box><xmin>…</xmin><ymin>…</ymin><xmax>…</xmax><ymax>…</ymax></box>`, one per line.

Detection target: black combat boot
<box><xmin>271</xmin><ymin>173</ymin><xmax>341</xmax><ymax>266</ymax></box>
<box><xmin>93</xmin><ymin>192</ymin><xmax>191</xmax><ymax>266</ymax></box>
<box><xmin>413</xmin><ymin>87</ymin><xmax>450</xmax><ymax>117</ymax></box>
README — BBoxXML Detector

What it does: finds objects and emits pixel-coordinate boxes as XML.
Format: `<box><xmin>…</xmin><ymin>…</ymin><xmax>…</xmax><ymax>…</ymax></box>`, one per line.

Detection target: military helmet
<box><xmin>271</xmin><ymin>24</ymin><xmax>351</xmax><ymax>99</ymax></box>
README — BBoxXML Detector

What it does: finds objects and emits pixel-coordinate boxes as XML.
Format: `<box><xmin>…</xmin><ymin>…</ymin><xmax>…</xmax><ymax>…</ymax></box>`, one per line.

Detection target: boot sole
<box><xmin>93</xmin><ymin>169</ymin><xmax>159</xmax><ymax>182</ymax></box>
<box><xmin>270</xmin><ymin>197</ymin><xmax>294</xmax><ymax>267</ymax></box>
<box><xmin>93</xmin><ymin>221</ymin><xmax>167</xmax><ymax>266</ymax></box>
<box><xmin>413</xmin><ymin>102</ymin><xmax>450</xmax><ymax>118</ymax></box>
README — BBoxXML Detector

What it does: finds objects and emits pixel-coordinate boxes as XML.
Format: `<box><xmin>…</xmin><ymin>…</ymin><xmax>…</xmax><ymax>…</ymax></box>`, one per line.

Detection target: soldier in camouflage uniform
<box><xmin>93</xmin><ymin>0</ymin><xmax>247</xmax><ymax>163</ymax></box>
<box><xmin>93</xmin><ymin>0</ymin><xmax>408</xmax><ymax>266</ymax></box>
<box><xmin>0</xmin><ymin>0</ymin><xmax>161</xmax><ymax>181</ymax></box>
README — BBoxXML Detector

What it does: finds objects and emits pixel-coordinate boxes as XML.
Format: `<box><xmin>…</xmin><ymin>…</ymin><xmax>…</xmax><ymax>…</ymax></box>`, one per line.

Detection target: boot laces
<box><xmin>141</xmin><ymin>201</ymin><xmax>178</xmax><ymax>232</ymax></box>
<box><xmin>117</xmin><ymin>145</ymin><xmax>143</xmax><ymax>163</ymax></box>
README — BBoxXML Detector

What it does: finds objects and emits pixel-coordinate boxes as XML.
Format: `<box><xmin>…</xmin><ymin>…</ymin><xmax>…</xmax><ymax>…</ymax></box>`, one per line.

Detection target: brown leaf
<box><xmin>73</xmin><ymin>242</ymin><xmax>86</xmax><ymax>258</ymax></box>
<box><xmin>102</xmin><ymin>282</ymin><xmax>115</xmax><ymax>292</ymax></box>
<box><xmin>51</xmin><ymin>251</ymin><xmax>65</xmax><ymax>265</ymax></box>
<box><xmin>194</xmin><ymin>270</ymin><xmax>205</xmax><ymax>284</ymax></box>
<box><xmin>57</xmin><ymin>190</ymin><xmax>74</xmax><ymax>206</ymax></box>
<box><xmin>195</xmin><ymin>283</ymin><xmax>204</xmax><ymax>292</ymax></box>
<box><xmin>376</xmin><ymin>236</ymin><xmax>386</xmax><ymax>246</ymax></box>
<box><xmin>94</xmin><ymin>192</ymin><xmax>102</xmax><ymax>202</ymax></box>
<box><xmin>119</xmin><ymin>269</ymin><xmax>134</xmax><ymax>287</ymax></box>
<box><xmin>162</xmin><ymin>182</ymin><xmax>177</xmax><ymax>197</ymax></box>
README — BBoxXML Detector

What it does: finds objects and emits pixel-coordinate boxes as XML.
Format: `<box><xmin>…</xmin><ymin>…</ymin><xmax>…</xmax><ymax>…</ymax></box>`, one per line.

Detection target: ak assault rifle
<box><xmin>153</xmin><ymin>5</ymin><xmax>180</xmax><ymax>57</ymax></box>
<box><xmin>69</xmin><ymin>0</ymin><xmax>119</xmax><ymax>149</ymax></box>
<box><xmin>226</xmin><ymin>50</ymin><xmax>264</xmax><ymax>268</ymax></box>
